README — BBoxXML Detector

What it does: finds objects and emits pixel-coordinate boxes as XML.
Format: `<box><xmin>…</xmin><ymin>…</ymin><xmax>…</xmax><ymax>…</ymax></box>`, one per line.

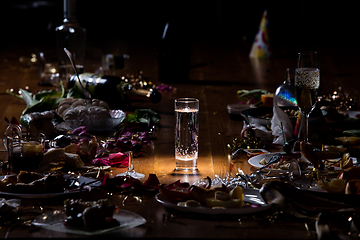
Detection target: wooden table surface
<box><xmin>0</xmin><ymin>41</ymin><xmax>357</xmax><ymax>239</ymax></box>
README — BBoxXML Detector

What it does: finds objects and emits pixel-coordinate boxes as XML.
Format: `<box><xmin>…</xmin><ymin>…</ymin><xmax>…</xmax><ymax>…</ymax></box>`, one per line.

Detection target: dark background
<box><xmin>0</xmin><ymin>0</ymin><xmax>358</xmax><ymax>54</ymax></box>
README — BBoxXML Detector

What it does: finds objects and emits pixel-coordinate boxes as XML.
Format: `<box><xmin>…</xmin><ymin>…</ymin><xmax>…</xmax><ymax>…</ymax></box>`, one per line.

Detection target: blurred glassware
<box><xmin>39</xmin><ymin>63</ymin><xmax>58</xmax><ymax>86</ymax></box>
<box><xmin>116</xmin><ymin>151</ymin><xmax>145</xmax><ymax>179</ymax></box>
<box><xmin>273</xmin><ymin>68</ymin><xmax>297</xmax><ymax>107</ymax></box>
<box><xmin>102</xmin><ymin>54</ymin><xmax>130</xmax><ymax>76</ymax></box>
<box><xmin>157</xmin><ymin>20</ymin><xmax>191</xmax><ymax>83</ymax></box>
<box><xmin>56</xmin><ymin>0</ymin><xmax>86</xmax><ymax>89</ymax></box>
<box><xmin>35</xmin><ymin>51</ymin><xmax>60</xmax><ymax>88</ymax></box>
<box><xmin>6</xmin><ymin>132</ymin><xmax>45</xmax><ymax>173</ymax></box>
<box><xmin>4</xmin><ymin>123</ymin><xmax>22</xmax><ymax>151</ymax></box>
<box><xmin>18</xmin><ymin>53</ymin><xmax>38</xmax><ymax>71</ymax></box>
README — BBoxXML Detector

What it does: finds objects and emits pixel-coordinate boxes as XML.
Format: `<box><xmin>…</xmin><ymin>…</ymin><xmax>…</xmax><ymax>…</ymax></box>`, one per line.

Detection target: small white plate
<box><xmin>32</xmin><ymin>209</ymin><xmax>146</xmax><ymax>235</ymax></box>
<box><xmin>248</xmin><ymin>152</ymin><xmax>307</xmax><ymax>171</ymax></box>
<box><xmin>155</xmin><ymin>188</ymin><xmax>270</xmax><ymax>215</ymax></box>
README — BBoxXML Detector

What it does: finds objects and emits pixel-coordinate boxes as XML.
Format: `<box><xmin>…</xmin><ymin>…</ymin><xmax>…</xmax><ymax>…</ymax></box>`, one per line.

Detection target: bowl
<box><xmin>57</xmin><ymin>109</ymin><xmax>126</xmax><ymax>132</ymax></box>
<box><xmin>227</xmin><ymin>104</ymin><xmax>254</xmax><ymax>121</ymax></box>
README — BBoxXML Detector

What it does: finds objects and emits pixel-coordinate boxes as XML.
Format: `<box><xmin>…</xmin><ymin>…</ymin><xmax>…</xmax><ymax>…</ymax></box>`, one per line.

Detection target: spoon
<box><xmin>254</xmin><ymin>153</ymin><xmax>282</xmax><ymax>174</ymax></box>
<box><xmin>63</xmin><ymin>48</ymin><xmax>92</xmax><ymax>99</ymax></box>
<box><xmin>249</xmin><ymin>153</ymin><xmax>282</xmax><ymax>185</ymax></box>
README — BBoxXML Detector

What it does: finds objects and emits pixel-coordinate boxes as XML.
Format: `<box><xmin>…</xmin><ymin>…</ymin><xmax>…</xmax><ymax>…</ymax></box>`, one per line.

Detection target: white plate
<box><xmin>248</xmin><ymin>152</ymin><xmax>350</xmax><ymax>173</ymax></box>
<box><xmin>32</xmin><ymin>209</ymin><xmax>146</xmax><ymax>236</ymax></box>
<box><xmin>0</xmin><ymin>175</ymin><xmax>101</xmax><ymax>199</ymax></box>
<box><xmin>248</xmin><ymin>152</ymin><xmax>307</xmax><ymax>171</ymax></box>
<box><xmin>155</xmin><ymin>188</ymin><xmax>270</xmax><ymax>215</ymax></box>
<box><xmin>346</xmin><ymin>111</ymin><xmax>360</xmax><ymax>118</ymax></box>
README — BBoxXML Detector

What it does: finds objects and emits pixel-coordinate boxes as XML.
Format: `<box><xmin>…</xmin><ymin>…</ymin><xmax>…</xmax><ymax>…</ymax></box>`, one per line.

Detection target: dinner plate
<box><xmin>248</xmin><ymin>152</ymin><xmax>351</xmax><ymax>173</ymax></box>
<box><xmin>155</xmin><ymin>188</ymin><xmax>271</xmax><ymax>215</ymax></box>
<box><xmin>32</xmin><ymin>209</ymin><xmax>146</xmax><ymax>236</ymax></box>
<box><xmin>248</xmin><ymin>152</ymin><xmax>308</xmax><ymax>172</ymax></box>
<box><xmin>346</xmin><ymin>111</ymin><xmax>360</xmax><ymax>118</ymax></box>
<box><xmin>0</xmin><ymin>174</ymin><xmax>101</xmax><ymax>199</ymax></box>
<box><xmin>241</xmin><ymin>106</ymin><xmax>298</xmax><ymax>126</ymax></box>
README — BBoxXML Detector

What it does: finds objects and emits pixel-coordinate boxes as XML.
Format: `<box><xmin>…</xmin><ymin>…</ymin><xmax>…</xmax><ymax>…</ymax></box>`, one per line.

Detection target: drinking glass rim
<box><xmin>296</xmin><ymin>51</ymin><xmax>319</xmax><ymax>69</ymax></box>
<box><xmin>297</xmin><ymin>51</ymin><xmax>318</xmax><ymax>54</ymax></box>
<box><xmin>175</xmin><ymin>98</ymin><xmax>199</xmax><ymax>103</ymax></box>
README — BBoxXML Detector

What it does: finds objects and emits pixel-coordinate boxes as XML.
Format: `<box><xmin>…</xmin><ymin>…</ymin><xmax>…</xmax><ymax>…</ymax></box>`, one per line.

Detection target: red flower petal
<box><xmin>143</xmin><ymin>173</ymin><xmax>160</xmax><ymax>188</ymax></box>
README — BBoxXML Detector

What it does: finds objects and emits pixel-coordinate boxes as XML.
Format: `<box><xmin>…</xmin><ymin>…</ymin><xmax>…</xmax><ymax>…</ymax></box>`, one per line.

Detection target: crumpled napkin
<box><xmin>242</xmin><ymin>121</ymin><xmax>274</xmax><ymax>143</ymax></box>
<box><xmin>271</xmin><ymin>106</ymin><xmax>294</xmax><ymax>145</ymax></box>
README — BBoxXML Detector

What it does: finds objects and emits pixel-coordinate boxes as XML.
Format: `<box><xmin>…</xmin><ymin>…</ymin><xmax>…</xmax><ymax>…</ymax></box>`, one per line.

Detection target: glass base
<box><xmin>173</xmin><ymin>167</ymin><xmax>199</xmax><ymax>176</ymax></box>
<box><xmin>174</xmin><ymin>167</ymin><xmax>198</xmax><ymax>172</ymax></box>
<box><xmin>175</xmin><ymin>157</ymin><xmax>197</xmax><ymax>172</ymax></box>
<box><xmin>117</xmin><ymin>170</ymin><xmax>145</xmax><ymax>179</ymax></box>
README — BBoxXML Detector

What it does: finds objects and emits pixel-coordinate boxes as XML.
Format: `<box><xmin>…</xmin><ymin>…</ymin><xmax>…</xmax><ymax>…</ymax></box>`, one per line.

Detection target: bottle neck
<box><xmin>121</xmin><ymin>84</ymin><xmax>162</xmax><ymax>103</ymax></box>
<box><xmin>63</xmin><ymin>0</ymin><xmax>78</xmax><ymax>22</ymax></box>
<box><xmin>127</xmin><ymin>88</ymin><xmax>152</xmax><ymax>101</ymax></box>
<box><xmin>285</xmin><ymin>68</ymin><xmax>291</xmax><ymax>84</ymax></box>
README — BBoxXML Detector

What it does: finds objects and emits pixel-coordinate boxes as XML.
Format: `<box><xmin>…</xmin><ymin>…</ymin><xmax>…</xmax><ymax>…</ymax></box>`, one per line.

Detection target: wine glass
<box><xmin>294</xmin><ymin>51</ymin><xmax>320</xmax><ymax>142</ymax></box>
<box><xmin>116</xmin><ymin>151</ymin><xmax>145</xmax><ymax>179</ymax></box>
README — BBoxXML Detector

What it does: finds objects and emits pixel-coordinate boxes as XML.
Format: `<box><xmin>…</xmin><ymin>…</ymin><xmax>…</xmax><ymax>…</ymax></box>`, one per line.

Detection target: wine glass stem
<box><xmin>127</xmin><ymin>151</ymin><xmax>134</xmax><ymax>172</ymax></box>
<box><xmin>304</xmin><ymin>112</ymin><xmax>309</xmax><ymax>142</ymax></box>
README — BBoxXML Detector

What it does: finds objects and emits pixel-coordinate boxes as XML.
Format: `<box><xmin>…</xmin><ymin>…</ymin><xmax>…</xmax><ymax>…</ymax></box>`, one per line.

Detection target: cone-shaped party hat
<box><xmin>249</xmin><ymin>10</ymin><xmax>271</xmax><ymax>58</ymax></box>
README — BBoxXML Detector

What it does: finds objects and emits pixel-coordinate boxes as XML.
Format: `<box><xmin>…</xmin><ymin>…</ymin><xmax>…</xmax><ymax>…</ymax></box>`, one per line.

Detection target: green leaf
<box><xmin>7</xmin><ymin>83</ymin><xmax>68</xmax><ymax>115</ymax></box>
<box><xmin>35</xmin><ymin>89</ymin><xmax>63</xmax><ymax>100</ymax></box>
<box><xmin>123</xmin><ymin>113</ymin><xmax>137</xmax><ymax>123</ymax></box>
<box><xmin>20</xmin><ymin>88</ymin><xmax>38</xmax><ymax>107</ymax></box>
<box><xmin>67</xmin><ymin>84</ymin><xmax>84</xmax><ymax>98</ymax></box>
<box><xmin>6</xmin><ymin>89</ymin><xmax>23</xmax><ymax>99</ymax></box>
<box><xmin>135</xmin><ymin>109</ymin><xmax>160</xmax><ymax>125</ymax></box>
<box><xmin>22</xmin><ymin>96</ymin><xmax>66</xmax><ymax>115</ymax></box>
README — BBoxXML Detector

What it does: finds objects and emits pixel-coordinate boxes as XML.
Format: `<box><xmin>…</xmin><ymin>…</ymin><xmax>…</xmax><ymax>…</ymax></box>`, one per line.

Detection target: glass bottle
<box><xmin>273</xmin><ymin>68</ymin><xmax>297</xmax><ymax>107</ymax></box>
<box><xmin>68</xmin><ymin>73</ymin><xmax>162</xmax><ymax>109</ymax></box>
<box><xmin>157</xmin><ymin>20</ymin><xmax>191</xmax><ymax>83</ymax></box>
<box><xmin>56</xmin><ymin>0</ymin><xmax>86</xmax><ymax>88</ymax></box>
<box><xmin>307</xmin><ymin>102</ymin><xmax>331</xmax><ymax>147</ymax></box>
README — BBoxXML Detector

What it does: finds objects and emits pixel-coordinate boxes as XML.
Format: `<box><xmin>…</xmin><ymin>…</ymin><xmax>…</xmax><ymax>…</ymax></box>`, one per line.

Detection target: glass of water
<box><xmin>174</xmin><ymin>98</ymin><xmax>199</xmax><ymax>172</ymax></box>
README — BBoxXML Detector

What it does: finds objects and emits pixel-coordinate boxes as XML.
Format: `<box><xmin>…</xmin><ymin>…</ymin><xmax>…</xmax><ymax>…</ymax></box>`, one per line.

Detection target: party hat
<box><xmin>249</xmin><ymin>10</ymin><xmax>271</xmax><ymax>59</ymax></box>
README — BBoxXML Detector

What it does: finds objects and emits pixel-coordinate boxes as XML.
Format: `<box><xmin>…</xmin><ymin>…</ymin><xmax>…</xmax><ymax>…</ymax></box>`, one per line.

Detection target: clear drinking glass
<box><xmin>116</xmin><ymin>151</ymin><xmax>145</xmax><ymax>179</ymax></box>
<box><xmin>294</xmin><ymin>51</ymin><xmax>320</xmax><ymax>141</ymax></box>
<box><xmin>6</xmin><ymin>133</ymin><xmax>45</xmax><ymax>173</ymax></box>
<box><xmin>174</xmin><ymin>98</ymin><xmax>199</xmax><ymax>172</ymax></box>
